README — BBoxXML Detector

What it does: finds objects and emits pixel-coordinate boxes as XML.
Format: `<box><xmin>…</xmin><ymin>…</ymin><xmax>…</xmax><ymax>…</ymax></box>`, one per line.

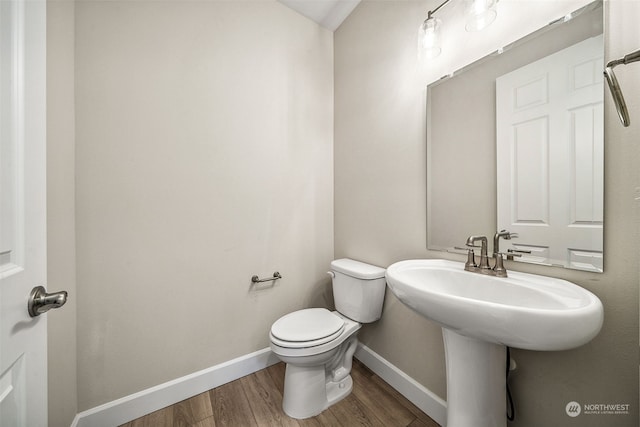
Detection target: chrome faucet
<box><xmin>464</xmin><ymin>231</ymin><xmax>524</xmax><ymax>277</ymax></box>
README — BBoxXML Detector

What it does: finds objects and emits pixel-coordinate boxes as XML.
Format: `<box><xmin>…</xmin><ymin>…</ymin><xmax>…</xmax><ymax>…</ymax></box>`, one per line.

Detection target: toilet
<box><xmin>269</xmin><ymin>258</ymin><xmax>386</xmax><ymax>419</ymax></box>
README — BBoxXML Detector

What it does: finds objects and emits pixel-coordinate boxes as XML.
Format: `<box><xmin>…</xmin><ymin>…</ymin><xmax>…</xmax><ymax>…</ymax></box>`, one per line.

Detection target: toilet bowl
<box><xmin>270</xmin><ymin>309</ymin><xmax>361</xmax><ymax>419</ymax></box>
<box><xmin>269</xmin><ymin>259</ymin><xmax>386</xmax><ymax>419</ymax></box>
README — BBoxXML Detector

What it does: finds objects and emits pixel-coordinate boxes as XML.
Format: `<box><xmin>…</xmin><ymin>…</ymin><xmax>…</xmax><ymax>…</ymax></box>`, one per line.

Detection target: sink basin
<box><xmin>386</xmin><ymin>259</ymin><xmax>604</xmax><ymax>427</ymax></box>
<box><xmin>386</xmin><ymin>259</ymin><xmax>603</xmax><ymax>351</ymax></box>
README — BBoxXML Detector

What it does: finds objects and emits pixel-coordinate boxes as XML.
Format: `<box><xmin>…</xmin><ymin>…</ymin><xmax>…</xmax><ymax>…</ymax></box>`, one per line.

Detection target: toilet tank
<box><xmin>330</xmin><ymin>258</ymin><xmax>386</xmax><ymax>323</ymax></box>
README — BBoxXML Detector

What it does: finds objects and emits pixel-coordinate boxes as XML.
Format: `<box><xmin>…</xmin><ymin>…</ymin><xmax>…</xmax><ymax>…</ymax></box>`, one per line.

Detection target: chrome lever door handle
<box><xmin>28</xmin><ymin>286</ymin><xmax>68</xmax><ymax>317</ymax></box>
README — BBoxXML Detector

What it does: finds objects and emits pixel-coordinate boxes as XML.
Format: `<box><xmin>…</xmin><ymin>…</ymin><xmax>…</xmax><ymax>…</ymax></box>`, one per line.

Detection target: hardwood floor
<box><xmin>120</xmin><ymin>359</ymin><xmax>441</xmax><ymax>427</ymax></box>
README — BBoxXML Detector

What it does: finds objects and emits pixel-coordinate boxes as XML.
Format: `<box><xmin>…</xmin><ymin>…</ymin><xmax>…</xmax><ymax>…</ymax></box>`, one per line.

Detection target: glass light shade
<box><xmin>418</xmin><ymin>16</ymin><xmax>442</xmax><ymax>60</ymax></box>
<box><xmin>465</xmin><ymin>0</ymin><xmax>497</xmax><ymax>32</ymax></box>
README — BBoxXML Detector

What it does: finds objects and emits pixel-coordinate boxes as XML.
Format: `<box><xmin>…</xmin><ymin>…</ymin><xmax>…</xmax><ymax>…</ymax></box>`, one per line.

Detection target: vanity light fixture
<box><xmin>418</xmin><ymin>0</ymin><xmax>498</xmax><ymax>60</ymax></box>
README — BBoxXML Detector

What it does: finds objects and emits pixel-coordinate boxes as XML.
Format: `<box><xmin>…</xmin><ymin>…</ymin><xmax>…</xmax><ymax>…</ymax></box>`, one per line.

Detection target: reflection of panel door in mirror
<box><xmin>496</xmin><ymin>35</ymin><xmax>603</xmax><ymax>272</ymax></box>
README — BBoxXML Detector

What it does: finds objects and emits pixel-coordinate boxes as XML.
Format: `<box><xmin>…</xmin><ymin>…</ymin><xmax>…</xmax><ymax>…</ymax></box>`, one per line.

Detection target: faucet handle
<box><xmin>507</xmin><ymin>248</ymin><xmax>530</xmax><ymax>254</ymax></box>
<box><xmin>456</xmin><ymin>244</ymin><xmax>481</xmax><ymax>249</ymax></box>
<box><xmin>496</xmin><ymin>249</ymin><xmax>531</xmax><ymax>259</ymax></box>
<box><xmin>455</xmin><ymin>247</ymin><xmax>478</xmax><ymax>270</ymax></box>
<box><xmin>497</xmin><ymin>229</ymin><xmax>518</xmax><ymax>239</ymax></box>
<box><xmin>505</xmin><ymin>248</ymin><xmax>531</xmax><ymax>261</ymax></box>
<box><xmin>496</xmin><ymin>251</ymin><xmax>521</xmax><ymax>258</ymax></box>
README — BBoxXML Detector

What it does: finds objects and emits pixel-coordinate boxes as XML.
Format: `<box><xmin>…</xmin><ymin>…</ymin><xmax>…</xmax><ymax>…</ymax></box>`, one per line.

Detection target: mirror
<box><xmin>427</xmin><ymin>1</ymin><xmax>604</xmax><ymax>272</ymax></box>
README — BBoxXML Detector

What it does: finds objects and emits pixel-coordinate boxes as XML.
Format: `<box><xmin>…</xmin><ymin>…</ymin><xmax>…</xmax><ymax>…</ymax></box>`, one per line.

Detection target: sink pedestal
<box><xmin>443</xmin><ymin>329</ymin><xmax>507</xmax><ymax>427</ymax></box>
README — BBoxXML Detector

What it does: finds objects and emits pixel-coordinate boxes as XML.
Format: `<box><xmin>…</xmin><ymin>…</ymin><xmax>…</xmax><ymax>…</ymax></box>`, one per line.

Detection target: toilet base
<box><xmin>282</xmin><ymin>363</ymin><xmax>353</xmax><ymax>419</ymax></box>
<box><xmin>327</xmin><ymin>374</ymin><xmax>353</xmax><ymax>406</ymax></box>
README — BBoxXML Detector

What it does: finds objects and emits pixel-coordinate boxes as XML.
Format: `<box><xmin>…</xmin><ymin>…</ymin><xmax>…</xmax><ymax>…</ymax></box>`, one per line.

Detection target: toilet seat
<box><xmin>271</xmin><ymin>308</ymin><xmax>345</xmax><ymax>349</ymax></box>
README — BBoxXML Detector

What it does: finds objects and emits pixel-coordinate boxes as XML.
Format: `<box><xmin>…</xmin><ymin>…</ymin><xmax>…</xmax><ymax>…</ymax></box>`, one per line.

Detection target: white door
<box><xmin>496</xmin><ymin>35</ymin><xmax>604</xmax><ymax>272</ymax></box>
<box><xmin>0</xmin><ymin>0</ymin><xmax>49</xmax><ymax>425</ymax></box>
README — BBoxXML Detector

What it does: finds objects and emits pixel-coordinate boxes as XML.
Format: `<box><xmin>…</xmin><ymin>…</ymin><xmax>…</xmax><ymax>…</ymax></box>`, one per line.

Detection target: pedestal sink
<box><xmin>385</xmin><ymin>259</ymin><xmax>603</xmax><ymax>427</ymax></box>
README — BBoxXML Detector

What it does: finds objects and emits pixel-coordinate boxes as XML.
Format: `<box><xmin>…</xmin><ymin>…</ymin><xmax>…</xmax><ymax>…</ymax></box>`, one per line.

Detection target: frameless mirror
<box><xmin>427</xmin><ymin>1</ymin><xmax>604</xmax><ymax>272</ymax></box>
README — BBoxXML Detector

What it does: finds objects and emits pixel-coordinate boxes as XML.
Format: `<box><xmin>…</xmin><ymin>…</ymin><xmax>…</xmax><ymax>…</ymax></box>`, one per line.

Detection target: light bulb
<box><xmin>418</xmin><ymin>16</ymin><xmax>442</xmax><ymax>60</ymax></box>
<box><xmin>465</xmin><ymin>0</ymin><xmax>497</xmax><ymax>32</ymax></box>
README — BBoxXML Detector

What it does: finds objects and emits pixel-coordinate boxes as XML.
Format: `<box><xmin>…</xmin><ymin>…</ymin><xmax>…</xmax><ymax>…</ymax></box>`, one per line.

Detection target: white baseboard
<box><xmin>355</xmin><ymin>344</ymin><xmax>447</xmax><ymax>426</ymax></box>
<box><xmin>71</xmin><ymin>344</ymin><xmax>446</xmax><ymax>427</ymax></box>
<box><xmin>71</xmin><ymin>348</ymin><xmax>280</xmax><ymax>427</ymax></box>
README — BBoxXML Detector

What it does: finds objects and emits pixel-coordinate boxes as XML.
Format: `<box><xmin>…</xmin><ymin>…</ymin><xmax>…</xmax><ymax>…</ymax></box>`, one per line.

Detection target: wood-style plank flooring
<box><xmin>120</xmin><ymin>359</ymin><xmax>441</xmax><ymax>427</ymax></box>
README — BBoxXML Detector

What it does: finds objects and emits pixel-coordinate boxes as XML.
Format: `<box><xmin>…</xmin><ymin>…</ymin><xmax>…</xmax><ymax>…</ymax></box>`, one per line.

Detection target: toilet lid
<box><xmin>271</xmin><ymin>308</ymin><xmax>345</xmax><ymax>344</ymax></box>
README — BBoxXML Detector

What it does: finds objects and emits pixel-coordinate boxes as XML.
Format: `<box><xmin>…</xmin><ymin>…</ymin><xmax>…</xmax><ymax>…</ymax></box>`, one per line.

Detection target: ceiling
<box><xmin>277</xmin><ymin>0</ymin><xmax>361</xmax><ymax>31</ymax></box>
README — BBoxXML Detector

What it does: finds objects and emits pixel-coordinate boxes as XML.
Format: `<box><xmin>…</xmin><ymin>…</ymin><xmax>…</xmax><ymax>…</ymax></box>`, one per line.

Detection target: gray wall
<box><xmin>73</xmin><ymin>0</ymin><xmax>334</xmax><ymax>411</ymax></box>
<box><xmin>335</xmin><ymin>0</ymin><xmax>638</xmax><ymax>426</ymax></box>
<box><xmin>47</xmin><ymin>0</ymin><xmax>77</xmax><ymax>425</ymax></box>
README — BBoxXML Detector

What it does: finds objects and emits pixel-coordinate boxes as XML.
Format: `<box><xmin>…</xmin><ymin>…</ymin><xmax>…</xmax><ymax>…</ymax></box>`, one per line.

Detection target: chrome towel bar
<box><xmin>251</xmin><ymin>272</ymin><xmax>282</xmax><ymax>283</ymax></box>
<box><xmin>604</xmin><ymin>48</ymin><xmax>640</xmax><ymax>127</ymax></box>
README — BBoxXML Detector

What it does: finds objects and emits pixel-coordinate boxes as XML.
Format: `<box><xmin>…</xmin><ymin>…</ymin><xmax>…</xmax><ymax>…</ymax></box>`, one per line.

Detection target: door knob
<box><xmin>28</xmin><ymin>286</ymin><xmax>68</xmax><ymax>317</ymax></box>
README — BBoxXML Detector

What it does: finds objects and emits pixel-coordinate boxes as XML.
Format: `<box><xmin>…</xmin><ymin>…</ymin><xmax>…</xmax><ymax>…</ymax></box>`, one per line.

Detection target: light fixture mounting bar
<box><xmin>428</xmin><ymin>0</ymin><xmax>453</xmax><ymax>18</ymax></box>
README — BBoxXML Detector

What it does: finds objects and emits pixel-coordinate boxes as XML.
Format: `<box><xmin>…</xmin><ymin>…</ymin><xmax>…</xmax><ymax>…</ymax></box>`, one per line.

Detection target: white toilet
<box><xmin>269</xmin><ymin>258</ymin><xmax>386</xmax><ymax>419</ymax></box>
